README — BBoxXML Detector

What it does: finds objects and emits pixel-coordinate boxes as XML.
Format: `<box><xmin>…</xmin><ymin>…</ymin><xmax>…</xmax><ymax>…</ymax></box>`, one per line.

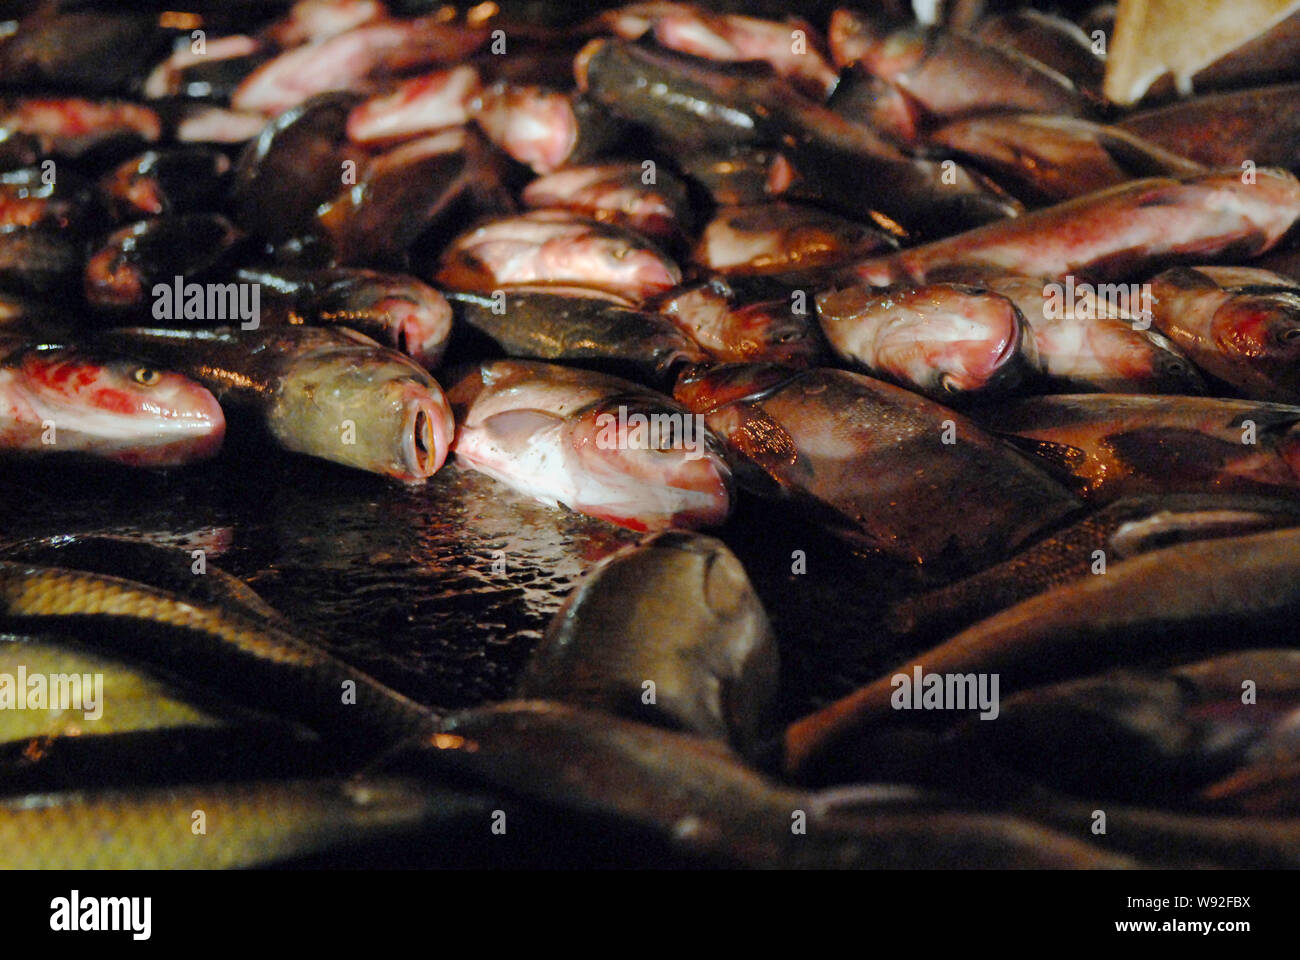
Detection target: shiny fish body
<box><xmin>517</xmin><ymin>531</ymin><xmax>778</xmax><ymax>756</ymax></box>
<box><xmin>674</xmin><ymin>363</ymin><xmax>1079</xmax><ymax>570</ymax></box>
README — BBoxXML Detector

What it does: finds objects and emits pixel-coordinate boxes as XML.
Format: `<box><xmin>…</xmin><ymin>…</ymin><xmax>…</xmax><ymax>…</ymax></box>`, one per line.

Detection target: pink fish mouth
<box><xmin>398</xmin><ymin>384</ymin><xmax>455</xmax><ymax>481</ymax></box>
<box><xmin>374</xmin><ymin>296</ymin><xmax>449</xmax><ymax>369</ymax></box>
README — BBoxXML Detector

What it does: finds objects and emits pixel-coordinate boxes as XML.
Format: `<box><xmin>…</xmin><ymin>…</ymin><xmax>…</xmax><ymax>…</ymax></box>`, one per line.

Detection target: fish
<box><xmin>814</xmin><ymin>282</ymin><xmax>1035</xmax><ymax>400</ymax></box>
<box><xmin>960</xmin><ymin>271</ymin><xmax>1204</xmax><ymax>394</ymax></box>
<box><xmin>436</xmin><ymin>211</ymin><xmax>682</xmax><ymax>302</ymax></box>
<box><xmin>143</xmin><ymin>33</ymin><xmax>265</xmax><ymax>100</ymax></box>
<box><xmin>1148</xmin><ymin>266</ymin><xmax>1300</xmax><ymax>404</ymax></box>
<box><xmin>0</xmin><ymin>11</ymin><xmax>171</xmax><ymax>94</ymax></box>
<box><xmin>602</xmin><ymin>3</ymin><xmax>840</xmax><ymax>99</ymax></box>
<box><xmin>235</xmin><ymin>265</ymin><xmax>453</xmax><ymax>368</ymax></box>
<box><xmin>0</xmin><ymin>342</ymin><xmax>225</xmax><ymax>468</ymax></box>
<box><xmin>346</xmin><ymin>65</ymin><xmax>482</xmax><ymax>143</ymax></box>
<box><xmin>1119</xmin><ymin>83</ymin><xmax>1300</xmax><ymax>170</ymax></box>
<box><xmin>447</xmin><ymin>359</ymin><xmax>732</xmax><ymax>532</ymax></box>
<box><xmin>951</xmin><ymin>664</ymin><xmax>1292</xmax><ymax>803</ymax></box>
<box><xmin>673</xmin><ymin>364</ymin><xmax>1080</xmax><ymax>570</ymax></box>
<box><xmin>784</xmin><ymin>526</ymin><xmax>1300</xmax><ymax>777</ymax></box>
<box><xmin>971</xmin><ymin>394</ymin><xmax>1300</xmax><ymax>501</ymax></box>
<box><xmin>521</xmin><ymin>163</ymin><xmax>690</xmax><ymax>245</ymax></box>
<box><xmin>0</xmin><ymin>562</ymin><xmax>437</xmax><ymax>751</ymax></box>
<box><xmin>676</xmin><ymin>146</ymin><xmax>802</xmax><ymax>207</ymax></box>
<box><xmin>231</xmin><ymin>92</ymin><xmax>370</xmax><ymax>247</ymax></box>
<box><xmin>1021</xmin><ymin>788</ymin><xmax>1300</xmax><ymax>868</ymax></box>
<box><xmin>83</xmin><ymin>214</ymin><xmax>244</xmax><ymax>311</ymax></box>
<box><xmin>394</xmin><ymin>699</ymin><xmax>1134</xmax><ymax>868</ymax></box>
<box><xmin>516</xmin><ymin>531</ymin><xmax>779</xmax><ymax>756</ymax></box>
<box><xmin>576</xmin><ymin>37</ymin><xmax>1021</xmax><ymax>236</ymax></box>
<box><xmin>0</xmin><ymin>777</ymin><xmax>490</xmax><ymax>869</ymax></box>
<box><xmin>887</xmin><ymin>494</ymin><xmax>1300</xmax><ymax>642</ymax></box>
<box><xmin>0</xmin><ymin>535</ymin><xmax>290</xmax><ymax>630</ymax></box>
<box><xmin>694</xmin><ymin>203</ymin><xmax>896</xmax><ymax>276</ymax></box>
<box><xmin>471</xmin><ymin>83</ymin><xmax>622</xmax><ymax>175</ymax></box>
<box><xmin>232</xmin><ymin>18</ymin><xmax>489</xmax><ymax>115</ymax></box>
<box><xmin>1</xmin><ymin>166</ymin><xmax>100</xmax><ymax>233</ymax></box>
<box><xmin>95</xmin><ymin>325</ymin><xmax>453</xmax><ymax>481</ymax></box>
<box><xmin>265</xmin><ymin>0</ymin><xmax>390</xmax><ymax>48</ymax></box>
<box><xmin>851</xmin><ymin>169</ymin><xmax>1300</xmax><ymax>286</ymax></box>
<box><xmin>973</xmin><ymin>8</ymin><xmax>1106</xmax><ymax>99</ymax></box>
<box><xmin>445</xmin><ymin>287</ymin><xmax>705</xmax><ymax>380</ymax></box>
<box><xmin>653</xmin><ymin>278</ymin><xmax>824</xmax><ymax>366</ymax></box>
<box><xmin>927</xmin><ymin>114</ymin><xmax>1204</xmax><ymax>207</ymax></box>
<box><xmin>828</xmin><ymin>16</ymin><xmax>1088</xmax><ymax>134</ymax></box>
<box><xmin>315</xmin><ymin>127</ymin><xmax>513</xmax><ymax>268</ymax></box>
<box><xmin>0</xmin><ymin>633</ymin><xmax>221</xmax><ymax>743</ymax></box>
<box><xmin>97</xmin><ymin>148</ymin><xmax>232</xmax><ymax>221</ymax></box>
<box><xmin>168</xmin><ymin>103</ymin><xmax>269</xmax><ymax>145</ymax></box>
<box><xmin>0</xmin><ymin>97</ymin><xmax>161</xmax><ymax>160</ymax></box>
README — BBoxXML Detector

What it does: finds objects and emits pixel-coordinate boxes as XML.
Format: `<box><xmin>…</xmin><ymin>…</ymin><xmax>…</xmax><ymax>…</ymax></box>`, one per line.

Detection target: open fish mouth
<box><xmin>398</xmin><ymin>387</ymin><xmax>452</xmax><ymax>481</ymax></box>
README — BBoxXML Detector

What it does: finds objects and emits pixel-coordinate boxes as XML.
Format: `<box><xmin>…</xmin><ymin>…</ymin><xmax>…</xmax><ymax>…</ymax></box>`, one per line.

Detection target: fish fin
<box><xmin>1225</xmin><ymin>406</ymin><xmax>1300</xmax><ymax>436</ymax></box>
<box><xmin>1095</xmin><ymin>132</ymin><xmax>1202</xmax><ymax>179</ymax></box>
<box><xmin>480</xmin><ymin>409</ymin><xmax>565</xmax><ymax>446</ymax></box>
<box><xmin>998</xmin><ymin>435</ymin><xmax>1089</xmax><ymax>476</ymax></box>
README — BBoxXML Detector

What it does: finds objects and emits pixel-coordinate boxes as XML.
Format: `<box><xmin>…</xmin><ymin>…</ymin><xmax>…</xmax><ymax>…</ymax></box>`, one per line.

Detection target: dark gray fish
<box><xmin>674</xmin><ymin>363</ymin><xmax>1080</xmax><ymax>571</ymax></box>
<box><xmin>446</xmin><ymin>287</ymin><xmax>705</xmax><ymax>381</ymax></box>
<box><xmin>517</xmin><ymin>531</ymin><xmax>778</xmax><ymax>756</ymax></box>
<box><xmin>952</xmin><ymin>662</ymin><xmax>1299</xmax><ymax>803</ymax></box>
<box><xmin>0</xmin><ymin>97</ymin><xmax>161</xmax><ymax>160</ymax></box>
<box><xmin>887</xmin><ymin>494</ymin><xmax>1300</xmax><ymax>643</ymax></box>
<box><xmin>1022</xmin><ymin>789</ymin><xmax>1300</xmax><ymax>868</ymax></box>
<box><xmin>394</xmin><ymin>700</ymin><xmax>1134</xmax><ymax>868</ymax></box>
<box><xmin>472</xmin><ymin>83</ymin><xmax>624</xmax><ymax>175</ymax></box>
<box><xmin>236</xmin><ymin>265</ymin><xmax>453</xmax><ymax>368</ymax></box>
<box><xmin>83</xmin><ymin>214</ymin><xmax>243</xmax><ymax>311</ymax></box>
<box><xmin>786</xmin><ymin>526</ymin><xmax>1300</xmax><ymax>777</ymax></box>
<box><xmin>98</xmin><ymin>148</ymin><xmax>232</xmax><ymax>221</ymax></box>
<box><xmin>576</xmin><ymin>38</ymin><xmax>1020</xmax><ymax>236</ymax></box>
<box><xmin>676</xmin><ymin>146</ymin><xmax>802</xmax><ymax>207</ymax></box>
<box><xmin>314</xmin><ymin>127</ymin><xmax>513</xmax><ymax>268</ymax></box>
<box><xmin>971</xmin><ymin>394</ymin><xmax>1300</xmax><ymax>501</ymax></box>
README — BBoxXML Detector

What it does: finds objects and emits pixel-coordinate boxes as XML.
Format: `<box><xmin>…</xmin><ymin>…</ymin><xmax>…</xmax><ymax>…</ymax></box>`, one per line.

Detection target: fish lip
<box><xmin>398</xmin><ymin>386</ymin><xmax>453</xmax><ymax>481</ymax></box>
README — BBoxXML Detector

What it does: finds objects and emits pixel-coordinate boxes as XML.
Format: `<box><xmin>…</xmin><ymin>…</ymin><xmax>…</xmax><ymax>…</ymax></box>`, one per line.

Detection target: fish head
<box><xmin>567</xmin><ymin>394</ymin><xmax>733</xmax><ymax>530</ymax></box>
<box><xmin>389</xmin><ymin>375</ymin><xmax>456</xmax><ymax>481</ymax></box>
<box><xmin>372</xmin><ymin>292</ymin><xmax>453</xmax><ymax>369</ymax></box>
<box><xmin>545</xmin><ymin>227</ymin><xmax>681</xmax><ymax>301</ymax></box>
<box><xmin>725</xmin><ymin>300</ymin><xmax>821</xmax><ymax>365</ymax></box>
<box><xmin>16</xmin><ymin>348</ymin><xmax>225</xmax><ymax>466</ymax></box>
<box><xmin>1211</xmin><ymin>290</ymin><xmax>1300</xmax><ymax>391</ymax></box>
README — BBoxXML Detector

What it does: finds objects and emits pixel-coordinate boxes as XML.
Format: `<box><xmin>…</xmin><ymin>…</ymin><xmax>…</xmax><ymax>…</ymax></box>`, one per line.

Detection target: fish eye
<box><xmin>1278</xmin><ymin>326</ymin><xmax>1300</xmax><ymax>344</ymax></box>
<box><xmin>610</xmin><ymin>246</ymin><xmax>629</xmax><ymax>261</ymax></box>
<box><xmin>940</xmin><ymin>374</ymin><xmax>961</xmax><ymax>394</ymax></box>
<box><xmin>132</xmin><ymin>367</ymin><xmax>162</xmax><ymax>386</ymax></box>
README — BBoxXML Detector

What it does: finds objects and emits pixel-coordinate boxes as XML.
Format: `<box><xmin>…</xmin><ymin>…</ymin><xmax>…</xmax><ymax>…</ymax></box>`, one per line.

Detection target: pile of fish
<box><xmin>5</xmin><ymin>0</ymin><xmax>1300</xmax><ymax>868</ymax></box>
